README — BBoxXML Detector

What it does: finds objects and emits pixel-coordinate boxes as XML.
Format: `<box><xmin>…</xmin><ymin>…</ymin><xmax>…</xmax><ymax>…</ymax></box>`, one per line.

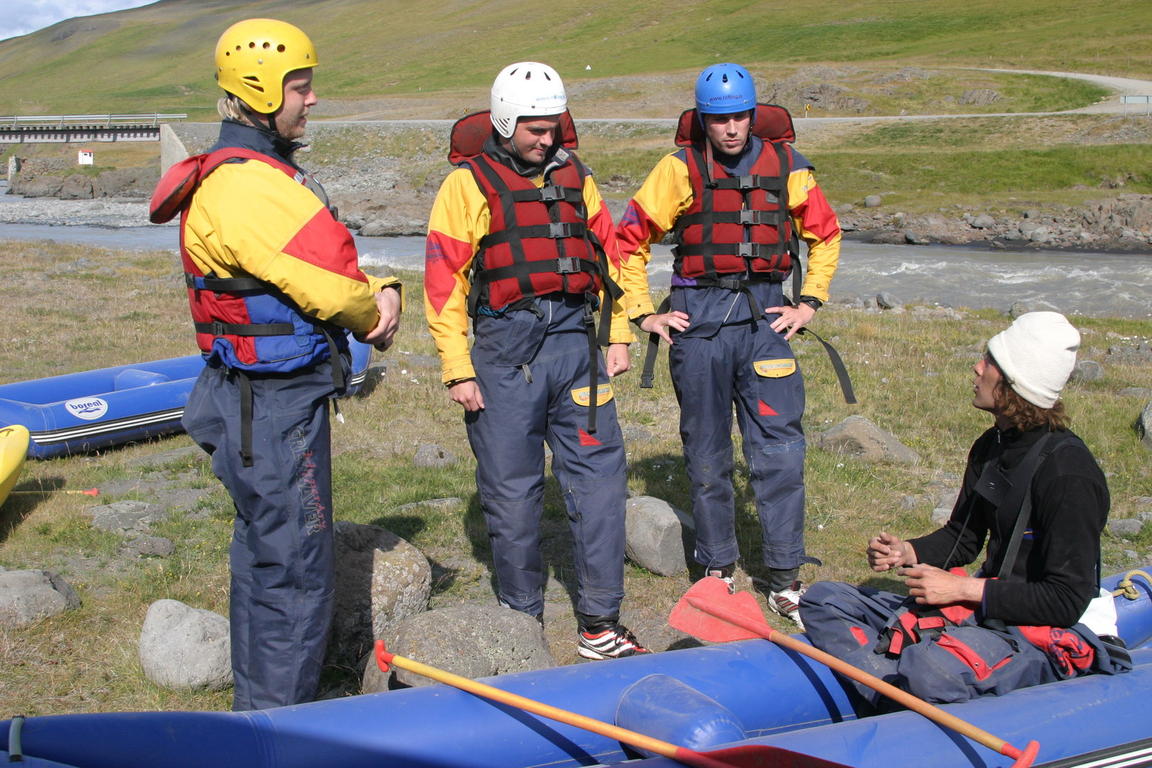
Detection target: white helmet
<box><xmin>490</xmin><ymin>62</ymin><xmax>567</xmax><ymax>138</ymax></box>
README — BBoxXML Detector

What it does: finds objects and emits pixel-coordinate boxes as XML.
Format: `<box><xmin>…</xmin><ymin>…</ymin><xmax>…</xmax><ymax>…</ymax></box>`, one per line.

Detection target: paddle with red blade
<box><xmin>374</xmin><ymin>639</ymin><xmax>848</xmax><ymax>768</ymax></box>
<box><xmin>670</xmin><ymin>578</ymin><xmax>1041</xmax><ymax>768</ymax></box>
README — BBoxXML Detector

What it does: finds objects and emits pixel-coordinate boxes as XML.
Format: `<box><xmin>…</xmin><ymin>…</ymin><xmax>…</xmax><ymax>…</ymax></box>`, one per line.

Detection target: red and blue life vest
<box><xmin>150</xmin><ymin>148</ymin><xmax>346</xmax><ymax>373</ymax></box>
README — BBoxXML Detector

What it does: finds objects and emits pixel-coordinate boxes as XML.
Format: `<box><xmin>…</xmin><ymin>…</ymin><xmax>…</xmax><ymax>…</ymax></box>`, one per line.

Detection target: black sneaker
<box><xmin>577</xmin><ymin>623</ymin><xmax>651</xmax><ymax>660</ymax></box>
<box><xmin>704</xmin><ymin>564</ymin><xmax>736</xmax><ymax>595</ymax></box>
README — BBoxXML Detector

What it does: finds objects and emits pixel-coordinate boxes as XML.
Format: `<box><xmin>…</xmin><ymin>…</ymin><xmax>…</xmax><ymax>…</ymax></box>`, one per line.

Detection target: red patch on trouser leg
<box><xmin>579</xmin><ymin>429</ymin><xmax>602</xmax><ymax>446</ymax></box>
<box><xmin>850</xmin><ymin>626</ymin><xmax>870</xmax><ymax>647</ymax></box>
<box><xmin>758</xmin><ymin>401</ymin><xmax>778</xmax><ymax>416</ymax></box>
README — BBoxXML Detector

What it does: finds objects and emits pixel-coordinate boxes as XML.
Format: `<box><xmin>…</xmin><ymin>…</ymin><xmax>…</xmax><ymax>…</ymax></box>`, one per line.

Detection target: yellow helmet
<box><xmin>215</xmin><ymin>18</ymin><xmax>318</xmax><ymax>114</ymax></box>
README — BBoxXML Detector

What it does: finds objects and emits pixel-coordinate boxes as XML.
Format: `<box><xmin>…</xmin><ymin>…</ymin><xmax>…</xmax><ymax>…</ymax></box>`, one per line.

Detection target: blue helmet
<box><xmin>694</xmin><ymin>63</ymin><xmax>756</xmax><ymax>114</ymax></box>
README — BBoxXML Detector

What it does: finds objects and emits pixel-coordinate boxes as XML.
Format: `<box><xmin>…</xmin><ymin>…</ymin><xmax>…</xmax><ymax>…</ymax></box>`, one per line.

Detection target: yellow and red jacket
<box><xmin>616</xmin><ymin>105</ymin><xmax>841</xmax><ymax>320</ymax></box>
<box><xmin>151</xmin><ymin>123</ymin><xmax>399</xmax><ymax>373</ymax></box>
<box><xmin>424</xmin><ymin>113</ymin><xmax>630</xmax><ymax>385</ymax></box>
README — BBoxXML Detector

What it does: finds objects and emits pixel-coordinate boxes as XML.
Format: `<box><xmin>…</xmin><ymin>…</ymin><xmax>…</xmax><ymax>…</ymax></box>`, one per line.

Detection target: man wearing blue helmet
<box><xmin>616</xmin><ymin>63</ymin><xmax>842</xmax><ymax>628</ymax></box>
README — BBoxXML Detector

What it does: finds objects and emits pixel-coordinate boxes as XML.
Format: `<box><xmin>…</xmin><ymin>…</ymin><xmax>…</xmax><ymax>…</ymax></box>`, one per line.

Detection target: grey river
<box><xmin>1</xmin><ymin>189</ymin><xmax>1149</xmax><ymax>319</ymax></box>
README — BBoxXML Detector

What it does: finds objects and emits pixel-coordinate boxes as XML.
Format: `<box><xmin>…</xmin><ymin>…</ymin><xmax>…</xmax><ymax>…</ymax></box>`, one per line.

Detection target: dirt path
<box><xmin>977</xmin><ymin>68</ymin><xmax>1152</xmax><ymax>113</ymax></box>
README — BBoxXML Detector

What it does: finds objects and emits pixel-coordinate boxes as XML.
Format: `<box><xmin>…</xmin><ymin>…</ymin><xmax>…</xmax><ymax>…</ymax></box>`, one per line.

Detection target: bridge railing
<box><xmin>0</xmin><ymin>114</ymin><xmax>188</xmax><ymax>127</ymax></box>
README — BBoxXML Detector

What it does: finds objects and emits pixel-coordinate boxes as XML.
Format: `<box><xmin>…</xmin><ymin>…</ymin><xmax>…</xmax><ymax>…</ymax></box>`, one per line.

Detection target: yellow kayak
<box><xmin>0</xmin><ymin>424</ymin><xmax>30</xmax><ymax>507</ymax></box>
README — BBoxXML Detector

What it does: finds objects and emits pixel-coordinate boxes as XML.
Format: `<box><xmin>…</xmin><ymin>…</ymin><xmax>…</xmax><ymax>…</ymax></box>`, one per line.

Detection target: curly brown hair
<box><xmin>994</xmin><ymin>376</ymin><xmax>1069</xmax><ymax>431</ymax></box>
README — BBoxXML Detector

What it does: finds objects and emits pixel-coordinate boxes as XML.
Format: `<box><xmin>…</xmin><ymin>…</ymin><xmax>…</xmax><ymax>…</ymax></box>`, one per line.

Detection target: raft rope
<box><xmin>1112</xmin><ymin>569</ymin><xmax>1152</xmax><ymax>601</ymax></box>
<box><xmin>7</xmin><ymin>715</ymin><xmax>23</xmax><ymax>762</ymax></box>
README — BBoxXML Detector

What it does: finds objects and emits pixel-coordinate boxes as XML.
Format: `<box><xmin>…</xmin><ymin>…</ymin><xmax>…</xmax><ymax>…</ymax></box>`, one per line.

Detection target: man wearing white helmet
<box><xmin>150</xmin><ymin>18</ymin><xmax>402</xmax><ymax>709</ymax></box>
<box><xmin>615</xmin><ymin>63</ymin><xmax>843</xmax><ymax>627</ymax></box>
<box><xmin>424</xmin><ymin>62</ymin><xmax>649</xmax><ymax>659</ymax></box>
<box><xmin>800</xmin><ymin>312</ymin><xmax>1129</xmax><ymax>705</ymax></box>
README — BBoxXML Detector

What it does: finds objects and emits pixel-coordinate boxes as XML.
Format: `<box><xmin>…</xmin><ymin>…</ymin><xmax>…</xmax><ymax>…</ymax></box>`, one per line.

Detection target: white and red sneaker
<box><xmin>577</xmin><ymin>623</ymin><xmax>651</xmax><ymax>660</ymax></box>
<box><xmin>768</xmin><ymin>581</ymin><xmax>807</xmax><ymax>630</ymax></box>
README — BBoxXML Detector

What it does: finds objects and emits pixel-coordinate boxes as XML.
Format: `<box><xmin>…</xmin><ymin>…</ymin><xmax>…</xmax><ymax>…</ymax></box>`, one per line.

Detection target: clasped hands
<box><xmin>867</xmin><ymin>531</ymin><xmax>985</xmax><ymax>606</ymax></box>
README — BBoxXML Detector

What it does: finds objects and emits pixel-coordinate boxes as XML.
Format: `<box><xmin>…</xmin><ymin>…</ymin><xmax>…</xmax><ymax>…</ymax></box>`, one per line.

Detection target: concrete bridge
<box><xmin>0</xmin><ymin>114</ymin><xmax>187</xmax><ymax>144</ymax></box>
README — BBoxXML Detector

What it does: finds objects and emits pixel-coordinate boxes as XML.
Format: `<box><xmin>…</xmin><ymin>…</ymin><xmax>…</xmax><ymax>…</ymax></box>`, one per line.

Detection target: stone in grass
<box><xmin>0</xmin><ymin>570</ymin><xmax>80</xmax><ymax>628</ymax></box>
<box><xmin>139</xmin><ymin>599</ymin><xmax>232</xmax><ymax>691</ymax></box>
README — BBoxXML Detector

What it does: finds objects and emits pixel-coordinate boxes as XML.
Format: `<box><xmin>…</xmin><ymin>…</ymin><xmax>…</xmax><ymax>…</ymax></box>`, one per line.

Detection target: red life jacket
<box><xmin>150</xmin><ymin>148</ymin><xmax>344</xmax><ymax>373</ymax></box>
<box><xmin>447</xmin><ymin>111</ymin><xmax>609</xmax><ymax>314</ymax></box>
<box><xmin>671</xmin><ymin>104</ymin><xmax>798</xmax><ymax>284</ymax></box>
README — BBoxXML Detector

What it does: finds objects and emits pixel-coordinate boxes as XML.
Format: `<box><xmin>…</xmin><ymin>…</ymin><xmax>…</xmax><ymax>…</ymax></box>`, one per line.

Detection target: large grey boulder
<box><xmin>815</xmin><ymin>415</ymin><xmax>920</xmax><ymax>465</ymax></box>
<box><xmin>138</xmin><ymin>599</ymin><xmax>231</xmax><ymax>691</ymax></box>
<box><xmin>0</xmin><ymin>570</ymin><xmax>80</xmax><ymax>628</ymax></box>
<box><xmin>364</xmin><ymin>605</ymin><xmax>553</xmax><ymax>692</ymax></box>
<box><xmin>625</xmin><ymin>496</ymin><xmax>692</xmax><ymax>576</ymax></box>
<box><xmin>329</xmin><ymin>521</ymin><xmax>432</xmax><ymax>669</ymax></box>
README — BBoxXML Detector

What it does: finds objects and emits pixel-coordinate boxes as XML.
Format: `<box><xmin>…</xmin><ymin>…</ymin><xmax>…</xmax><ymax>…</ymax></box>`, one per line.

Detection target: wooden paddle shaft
<box><xmin>378</xmin><ymin>647</ymin><xmax>684</xmax><ymax>760</ymax></box>
<box><xmin>686</xmin><ymin>595</ymin><xmax>1023</xmax><ymax>759</ymax></box>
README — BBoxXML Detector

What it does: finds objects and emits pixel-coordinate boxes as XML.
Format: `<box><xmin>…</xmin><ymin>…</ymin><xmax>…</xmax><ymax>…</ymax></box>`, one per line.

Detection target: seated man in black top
<box><xmin>801</xmin><ymin>311</ymin><xmax>1129</xmax><ymax>705</ymax></box>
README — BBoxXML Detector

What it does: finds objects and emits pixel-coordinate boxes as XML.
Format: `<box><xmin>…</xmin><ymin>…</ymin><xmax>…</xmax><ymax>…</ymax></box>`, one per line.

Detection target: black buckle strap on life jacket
<box><xmin>232</xmin><ymin>329</ymin><xmax>347</xmax><ymax>469</ymax></box>
<box><xmin>583</xmin><ymin>299</ymin><xmax>600</xmax><ymax>434</ymax></box>
<box><xmin>478</xmin><ymin>220</ymin><xmax>591</xmax><ymax>249</ymax></box>
<box><xmin>188</xmin><ymin>272</ymin><xmax>297</xmax><ymax>337</ymax></box>
<box><xmin>185</xmin><ymin>273</ymin><xmax>268</xmax><ymax>293</ymax></box>
<box><xmin>794</xmin><ymin>325</ymin><xmax>857</xmax><ymax>404</ymax></box>
<box><xmin>639</xmin><ymin>296</ymin><xmax>672</xmax><ymax>389</ymax></box>
<box><xmin>676</xmin><ymin>208</ymin><xmax>787</xmax><ymax>228</ymax></box>
<box><xmin>506</xmin><ymin>183</ymin><xmax>584</xmax><ymax>206</ymax></box>
<box><xmin>700</xmin><ymin>275</ymin><xmax>765</xmax><ymax>325</ymax></box>
<box><xmin>773</xmin><ymin>140</ymin><xmax>794</xmax><ymax>264</ymax></box>
<box><xmin>674</xmin><ymin>240</ymin><xmax>791</xmax><ymax>264</ymax></box>
<box><xmin>236</xmin><ymin>369</ymin><xmax>255</xmax><ymax>468</ymax></box>
<box><xmin>194</xmin><ymin>320</ymin><xmax>297</xmax><ymax>337</ymax></box>
<box><xmin>318</xmin><ymin>327</ymin><xmax>347</xmax><ymax>394</ymax></box>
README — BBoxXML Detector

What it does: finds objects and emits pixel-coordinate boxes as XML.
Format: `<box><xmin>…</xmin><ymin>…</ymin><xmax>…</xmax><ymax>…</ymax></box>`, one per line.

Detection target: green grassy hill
<box><xmin>0</xmin><ymin>0</ymin><xmax>1147</xmax><ymax>117</ymax></box>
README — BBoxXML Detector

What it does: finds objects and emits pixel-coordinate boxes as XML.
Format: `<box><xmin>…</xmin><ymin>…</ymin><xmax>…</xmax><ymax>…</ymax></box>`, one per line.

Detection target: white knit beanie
<box><xmin>986</xmin><ymin>311</ymin><xmax>1080</xmax><ymax>409</ymax></box>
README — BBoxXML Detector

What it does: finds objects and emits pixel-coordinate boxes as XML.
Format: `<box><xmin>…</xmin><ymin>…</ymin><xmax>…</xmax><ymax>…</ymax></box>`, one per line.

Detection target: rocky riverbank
<box><xmin>837</xmin><ymin>194</ymin><xmax>1152</xmax><ymax>252</ymax></box>
<box><xmin>6</xmin><ymin>153</ymin><xmax>1152</xmax><ymax>252</ymax></box>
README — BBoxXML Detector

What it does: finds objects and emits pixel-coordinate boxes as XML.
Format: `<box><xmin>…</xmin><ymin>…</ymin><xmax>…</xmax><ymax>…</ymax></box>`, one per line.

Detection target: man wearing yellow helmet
<box><xmin>150</xmin><ymin>18</ymin><xmax>402</xmax><ymax>710</ymax></box>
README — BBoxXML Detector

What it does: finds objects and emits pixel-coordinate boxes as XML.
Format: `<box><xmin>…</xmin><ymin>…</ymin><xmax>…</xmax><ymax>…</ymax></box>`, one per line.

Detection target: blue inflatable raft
<box><xmin>0</xmin><ymin>339</ymin><xmax>374</xmax><ymax>459</ymax></box>
<box><xmin>1</xmin><ymin>569</ymin><xmax>1149</xmax><ymax>768</ymax></box>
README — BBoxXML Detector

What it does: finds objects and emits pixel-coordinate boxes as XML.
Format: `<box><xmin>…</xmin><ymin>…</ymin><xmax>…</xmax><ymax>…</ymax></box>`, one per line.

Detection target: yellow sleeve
<box><xmin>423</xmin><ymin>168</ymin><xmax>489</xmax><ymax>383</ymax></box>
<box><xmin>615</xmin><ymin>153</ymin><xmax>694</xmax><ymax>318</ymax></box>
<box><xmin>787</xmin><ymin>167</ymin><xmax>842</xmax><ymax>303</ymax></box>
<box><xmin>582</xmin><ymin>174</ymin><xmax>634</xmax><ymax>345</ymax></box>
